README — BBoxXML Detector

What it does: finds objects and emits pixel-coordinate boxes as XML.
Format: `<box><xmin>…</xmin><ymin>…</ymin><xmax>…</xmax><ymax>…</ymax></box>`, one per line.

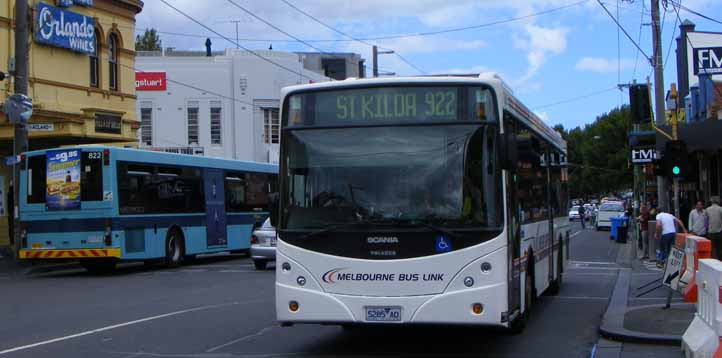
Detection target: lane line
<box><xmin>568</xmin><ymin>260</ymin><xmax>617</xmax><ymax>265</ymax></box>
<box><xmin>547</xmin><ymin>296</ymin><xmax>609</xmax><ymax>300</ymax></box>
<box><xmin>570</xmin><ymin>231</ymin><xmax>582</xmax><ymax>238</ymax></box>
<box><xmin>206</xmin><ymin>325</ymin><xmax>276</xmax><ymax>353</ymax></box>
<box><xmin>0</xmin><ymin>299</ymin><xmax>268</xmax><ymax>356</ymax></box>
<box><xmin>563</xmin><ymin>272</ymin><xmax>618</xmax><ymax>276</ymax></box>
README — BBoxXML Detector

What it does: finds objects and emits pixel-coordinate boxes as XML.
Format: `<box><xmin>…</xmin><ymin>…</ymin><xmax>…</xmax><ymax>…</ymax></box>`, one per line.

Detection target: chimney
<box><xmin>676</xmin><ymin>19</ymin><xmax>696</xmax><ymax>100</ymax></box>
<box><xmin>205</xmin><ymin>38</ymin><xmax>212</xmax><ymax>57</ymax></box>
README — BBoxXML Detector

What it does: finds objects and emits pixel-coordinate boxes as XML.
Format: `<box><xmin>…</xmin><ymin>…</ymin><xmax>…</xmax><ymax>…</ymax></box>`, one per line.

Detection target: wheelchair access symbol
<box><xmin>435</xmin><ymin>235</ymin><xmax>452</xmax><ymax>253</ymax></box>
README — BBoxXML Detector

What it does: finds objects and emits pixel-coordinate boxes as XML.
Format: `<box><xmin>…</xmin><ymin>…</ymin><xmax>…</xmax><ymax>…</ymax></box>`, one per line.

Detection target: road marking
<box><xmin>630</xmin><ymin>297</ymin><xmax>684</xmax><ymax>301</ymax></box>
<box><xmin>570</xmin><ymin>231</ymin><xmax>582</xmax><ymax>238</ymax></box>
<box><xmin>0</xmin><ymin>299</ymin><xmax>268</xmax><ymax>355</ymax></box>
<box><xmin>563</xmin><ymin>272</ymin><xmax>618</xmax><ymax>276</ymax></box>
<box><xmin>547</xmin><ymin>296</ymin><xmax>609</xmax><ymax>300</ymax></box>
<box><xmin>218</xmin><ymin>269</ymin><xmax>259</xmax><ymax>273</ymax></box>
<box><xmin>206</xmin><ymin>325</ymin><xmax>276</xmax><ymax>352</ymax></box>
<box><xmin>568</xmin><ymin>260</ymin><xmax>617</xmax><ymax>265</ymax></box>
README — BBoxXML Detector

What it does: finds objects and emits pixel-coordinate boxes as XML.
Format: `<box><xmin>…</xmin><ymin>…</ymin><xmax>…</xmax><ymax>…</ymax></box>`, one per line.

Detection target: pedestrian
<box><xmin>578</xmin><ymin>204</ymin><xmax>586</xmax><ymax>229</ymax></box>
<box><xmin>688</xmin><ymin>200</ymin><xmax>709</xmax><ymax>237</ymax></box>
<box><xmin>706</xmin><ymin>196</ymin><xmax>722</xmax><ymax>259</ymax></box>
<box><xmin>655</xmin><ymin>210</ymin><xmax>687</xmax><ymax>268</ymax></box>
<box><xmin>637</xmin><ymin>202</ymin><xmax>650</xmax><ymax>259</ymax></box>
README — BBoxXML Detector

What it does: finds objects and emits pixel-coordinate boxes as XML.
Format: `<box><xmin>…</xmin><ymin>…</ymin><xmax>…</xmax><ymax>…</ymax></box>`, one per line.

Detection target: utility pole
<box><xmin>651</xmin><ymin>0</ymin><xmax>668</xmax><ymax>213</ymax></box>
<box><xmin>372</xmin><ymin>45</ymin><xmax>394</xmax><ymax>77</ymax></box>
<box><xmin>13</xmin><ymin>0</ymin><xmax>30</xmax><ymax>256</ymax></box>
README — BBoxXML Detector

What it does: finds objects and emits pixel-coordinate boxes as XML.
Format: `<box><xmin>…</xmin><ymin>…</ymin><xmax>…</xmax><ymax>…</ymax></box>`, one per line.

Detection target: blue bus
<box><xmin>18</xmin><ymin>146</ymin><xmax>278</xmax><ymax>273</ymax></box>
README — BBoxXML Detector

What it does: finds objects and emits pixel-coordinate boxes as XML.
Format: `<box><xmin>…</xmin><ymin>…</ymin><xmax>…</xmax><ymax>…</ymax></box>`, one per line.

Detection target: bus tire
<box><xmin>80</xmin><ymin>258</ymin><xmax>117</xmax><ymax>274</ymax></box>
<box><xmin>547</xmin><ymin>236</ymin><xmax>564</xmax><ymax>295</ymax></box>
<box><xmin>253</xmin><ymin>259</ymin><xmax>268</xmax><ymax>270</ymax></box>
<box><xmin>165</xmin><ymin>228</ymin><xmax>184</xmax><ymax>268</ymax></box>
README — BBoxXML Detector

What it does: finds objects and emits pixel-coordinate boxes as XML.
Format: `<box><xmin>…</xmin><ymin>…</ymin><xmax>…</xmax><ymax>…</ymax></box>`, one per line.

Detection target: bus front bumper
<box><xmin>18</xmin><ymin>248</ymin><xmax>121</xmax><ymax>259</ymax></box>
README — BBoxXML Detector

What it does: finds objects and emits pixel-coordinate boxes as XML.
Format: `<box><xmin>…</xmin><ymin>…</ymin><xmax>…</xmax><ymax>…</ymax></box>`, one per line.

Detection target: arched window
<box><xmin>89</xmin><ymin>31</ymin><xmax>100</xmax><ymax>88</ymax></box>
<box><xmin>108</xmin><ymin>34</ymin><xmax>119</xmax><ymax>91</ymax></box>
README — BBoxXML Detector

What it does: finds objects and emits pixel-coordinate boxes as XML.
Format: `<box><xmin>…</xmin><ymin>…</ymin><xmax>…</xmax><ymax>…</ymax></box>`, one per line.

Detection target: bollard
<box><xmin>680</xmin><ymin>236</ymin><xmax>713</xmax><ymax>303</ymax></box>
<box><xmin>681</xmin><ymin>259</ymin><xmax>722</xmax><ymax>358</ymax></box>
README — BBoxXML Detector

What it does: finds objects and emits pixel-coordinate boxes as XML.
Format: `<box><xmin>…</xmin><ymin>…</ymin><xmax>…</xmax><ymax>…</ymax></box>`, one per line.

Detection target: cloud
<box><xmin>574</xmin><ymin>57</ymin><xmax>635</xmax><ymax>73</ymax></box>
<box><xmin>514</xmin><ymin>24</ymin><xmax>569</xmax><ymax>81</ymax></box>
<box><xmin>433</xmin><ymin>65</ymin><xmax>494</xmax><ymax>75</ymax></box>
<box><xmin>534</xmin><ymin>110</ymin><xmax>550</xmax><ymax>121</ymax></box>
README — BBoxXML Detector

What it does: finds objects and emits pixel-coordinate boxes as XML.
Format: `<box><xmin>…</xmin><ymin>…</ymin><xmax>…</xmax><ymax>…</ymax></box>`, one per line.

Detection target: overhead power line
<box><xmin>157</xmin><ymin>0</ymin><xmax>316</xmax><ymax>81</ymax></box>
<box><xmin>595</xmin><ymin>0</ymin><xmax>652</xmax><ymax>64</ymax></box>
<box><xmin>278</xmin><ymin>0</ymin><xmax>426</xmax><ymax>74</ymax></box>
<box><xmin>667</xmin><ymin>0</ymin><xmax>722</xmax><ymax>26</ymax></box>
<box><xmin>663</xmin><ymin>0</ymin><xmax>681</xmax><ymax>70</ymax></box>
<box><xmin>223</xmin><ymin>0</ymin><xmax>361</xmax><ymax>72</ymax></box>
<box><xmin>131</xmin><ymin>0</ymin><xmax>588</xmax><ymax>43</ymax></box>
<box><xmin>531</xmin><ymin>86</ymin><xmax>619</xmax><ymax>110</ymax></box>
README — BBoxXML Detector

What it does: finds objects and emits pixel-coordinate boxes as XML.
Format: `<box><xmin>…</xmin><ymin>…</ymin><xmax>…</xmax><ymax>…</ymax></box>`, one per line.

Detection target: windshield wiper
<box><xmin>296</xmin><ymin>219</ymin><xmax>391</xmax><ymax>240</ymax></box>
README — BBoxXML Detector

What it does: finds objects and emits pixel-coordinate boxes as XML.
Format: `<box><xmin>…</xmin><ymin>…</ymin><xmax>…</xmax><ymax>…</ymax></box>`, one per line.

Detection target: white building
<box><xmin>135</xmin><ymin>48</ymin><xmax>359</xmax><ymax>163</ymax></box>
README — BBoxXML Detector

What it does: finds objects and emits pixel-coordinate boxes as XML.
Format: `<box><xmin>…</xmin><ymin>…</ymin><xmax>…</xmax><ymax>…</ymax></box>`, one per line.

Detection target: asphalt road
<box><xmin>0</xmin><ymin>222</ymin><xmax>663</xmax><ymax>358</ymax></box>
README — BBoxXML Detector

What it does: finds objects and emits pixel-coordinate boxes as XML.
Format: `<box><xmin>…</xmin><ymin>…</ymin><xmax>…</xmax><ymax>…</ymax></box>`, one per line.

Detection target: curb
<box><xmin>599</xmin><ymin>267</ymin><xmax>686</xmax><ymax>345</ymax></box>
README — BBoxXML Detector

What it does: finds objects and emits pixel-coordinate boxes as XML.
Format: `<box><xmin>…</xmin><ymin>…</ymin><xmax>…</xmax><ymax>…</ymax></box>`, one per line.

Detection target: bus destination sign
<box><xmin>289</xmin><ymin>87</ymin><xmax>483</xmax><ymax>126</ymax></box>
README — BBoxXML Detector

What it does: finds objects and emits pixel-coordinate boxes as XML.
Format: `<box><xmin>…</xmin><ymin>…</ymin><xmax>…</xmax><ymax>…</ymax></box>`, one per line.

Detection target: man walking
<box><xmin>578</xmin><ymin>204</ymin><xmax>586</xmax><ymax>229</ymax></box>
<box><xmin>655</xmin><ymin>210</ymin><xmax>687</xmax><ymax>267</ymax></box>
<box><xmin>689</xmin><ymin>200</ymin><xmax>709</xmax><ymax>237</ymax></box>
<box><xmin>637</xmin><ymin>202</ymin><xmax>650</xmax><ymax>259</ymax></box>
<box><xmin>707</xmin><ymin>196</ymin><xmax>722</xmax><ymax>259</ymax></box>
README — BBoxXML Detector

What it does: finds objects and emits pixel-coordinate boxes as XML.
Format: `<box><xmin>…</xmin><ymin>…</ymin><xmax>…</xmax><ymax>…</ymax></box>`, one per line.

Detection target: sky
<box><xmin>135</xmin><ymin>0</ymin><xmax>722</xmax><ymax>130</ymax></box>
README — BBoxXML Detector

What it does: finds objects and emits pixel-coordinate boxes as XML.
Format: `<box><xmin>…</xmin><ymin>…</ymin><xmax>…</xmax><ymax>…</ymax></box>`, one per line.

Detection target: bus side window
<box><xmin>81</xmin><ymin>151</ymin><xmax>103</xmax><ymax>201</ymax></box>
<box><xmin>27</xmin><ymin>155</ymin><xmax>46</xmax><ymax>204</ymax></box>
<box><xmin>225</xmin><ymin>173</ymin><xmax>246</xmax><ymax>213</ymax></box>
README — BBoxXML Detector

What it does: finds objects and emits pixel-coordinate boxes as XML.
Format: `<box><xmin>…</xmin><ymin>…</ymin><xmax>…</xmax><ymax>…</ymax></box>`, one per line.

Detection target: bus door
<box><xmin>507</xmin><ymin>170</ymin><xmax>522</xmax><ymax>315</ymax></box>
<box><xmin>204</xmin><ymin>169</ymin><xmax>227</xmax><ymax>247</ymax></box>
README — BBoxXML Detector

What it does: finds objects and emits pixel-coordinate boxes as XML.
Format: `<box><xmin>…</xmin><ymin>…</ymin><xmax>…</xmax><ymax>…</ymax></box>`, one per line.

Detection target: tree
<box><xmin>135</xmin><ymin>28</ymin><xmax>162</xmax><ymax>51</ymax></box>
<box><xmin>556</xmin><ymin>105</ymin><xmax>633</xmax><ymax>199</ymax></box>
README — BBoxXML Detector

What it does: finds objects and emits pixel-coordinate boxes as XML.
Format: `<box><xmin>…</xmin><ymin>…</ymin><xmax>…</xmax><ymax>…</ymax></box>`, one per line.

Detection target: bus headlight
<box><xmin>481</xmin><ymin>262</ymin><xmax>492</xmax><ymax>273</ymax></box>
<box><xmin>296</xmin><ymin>276</ymin><xmax>306</xmax><ymax>286</ymax></box>
<box><xmin>282</xmin><ymin>262</ymin><xmax>291</xmax><ymax>272</ymax></box>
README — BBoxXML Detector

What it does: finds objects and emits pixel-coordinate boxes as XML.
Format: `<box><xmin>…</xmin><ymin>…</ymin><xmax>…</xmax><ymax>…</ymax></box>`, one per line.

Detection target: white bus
<box><xmin>273</xmin><ymin>74</ymin><xmax>569</xmax><ymax>331</ymax></box>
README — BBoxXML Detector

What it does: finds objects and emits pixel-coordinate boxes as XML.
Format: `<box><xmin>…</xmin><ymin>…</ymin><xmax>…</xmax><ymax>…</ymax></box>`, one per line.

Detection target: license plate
<box><xmin>365</xmin><ymin>306</ymin><xmax>402</xmax><ymax>322</ymax></box>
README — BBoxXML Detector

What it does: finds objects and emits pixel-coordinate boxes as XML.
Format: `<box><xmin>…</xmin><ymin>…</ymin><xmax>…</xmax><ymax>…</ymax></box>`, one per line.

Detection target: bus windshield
<box><xmin>282</xmin><ymin>124</ymin><xmax>503</xmax><ymax>231</ymax></box>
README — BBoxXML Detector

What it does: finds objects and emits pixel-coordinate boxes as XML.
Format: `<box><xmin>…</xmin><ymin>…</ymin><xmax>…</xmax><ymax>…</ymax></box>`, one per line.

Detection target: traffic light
<box><xmin>629</xmin><ymin>84</ymin><xmax>651</xmax><ymax>124</ymax></box>
<box><xmin>663</xmin><ymin>140</ymin><xmax>689</xmax><ymax>179</ymax></box>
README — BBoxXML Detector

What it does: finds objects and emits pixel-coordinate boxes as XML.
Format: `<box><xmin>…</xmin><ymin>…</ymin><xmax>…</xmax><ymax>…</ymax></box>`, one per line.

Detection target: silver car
<box><xmin>250</xmin><ymin>218</ymin><xmax>276</xmax><ymax>270</ymax></box>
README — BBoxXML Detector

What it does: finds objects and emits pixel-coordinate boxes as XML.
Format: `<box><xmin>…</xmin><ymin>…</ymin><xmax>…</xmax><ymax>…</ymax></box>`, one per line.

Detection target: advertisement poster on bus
<box><xmin>46</xmin><ymin>149</ymin><xmax>81</xmax><ymax>210</ymax></box>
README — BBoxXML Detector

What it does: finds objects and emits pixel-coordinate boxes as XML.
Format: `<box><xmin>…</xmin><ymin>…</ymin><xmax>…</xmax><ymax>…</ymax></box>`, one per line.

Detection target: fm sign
<box><xmin>693</xmin><ymin>47</ymin><xmax>722</xmax><ymax>75</ymax></box>
<box><xmin>631</xmin><ymin>148</ymin><xmax>657</xmax><ymax>164</ymax></box>
<box><xmin>135</xmin><ymin>72</ymin><xmax>166</xmax><ymax>91</ymax></box>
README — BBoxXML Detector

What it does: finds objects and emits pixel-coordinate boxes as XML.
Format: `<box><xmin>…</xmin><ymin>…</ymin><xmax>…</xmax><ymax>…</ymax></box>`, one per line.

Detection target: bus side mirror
<box><xmin>269</xmin><ymin>192</ymin><xmax>279</xmax><ymax>228</ymax></box>
<box><xmin>500</xmin><ymin>132</ymin><xmax>518</xmax><ymax>171</ymax></box>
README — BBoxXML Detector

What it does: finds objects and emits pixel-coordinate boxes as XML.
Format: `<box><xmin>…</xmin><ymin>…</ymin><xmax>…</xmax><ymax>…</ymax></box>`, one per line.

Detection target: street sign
<box><xmin>631</xmin><ymin>147</ymin><xmax>657</xmax><ymax>164</ymax></box>
<box><xmin>663</xmin><ymin>246</ymin><xmax>685</xmax><ymax>290</ymax></box>
<box><xmin>27</xmin><ymin>123</ymin><xmax>54</xmax><ymax>132</ymax></box>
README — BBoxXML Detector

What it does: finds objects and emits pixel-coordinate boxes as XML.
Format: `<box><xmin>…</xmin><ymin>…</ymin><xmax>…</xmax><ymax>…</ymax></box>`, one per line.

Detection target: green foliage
<box><xmin>135</xmin><ymin>28</ymin><xmax>162</xmax><ymax>51</ymax></box>
<box><xmin>556</xmin><ymin>105</ymin><xmax>633</xmax><ymax>198</ymax></box>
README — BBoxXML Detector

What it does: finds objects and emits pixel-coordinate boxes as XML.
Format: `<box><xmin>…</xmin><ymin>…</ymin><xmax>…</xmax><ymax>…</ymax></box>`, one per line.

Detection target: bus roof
<box><xmin>281</xmin><ymin>75</ymin><xmax>565</xmax><ymax>153</ymax></box>
<box><xmin>24</xmin><ymin>146</ymin><xmax>278</xmax><ymax>174</ymax></box>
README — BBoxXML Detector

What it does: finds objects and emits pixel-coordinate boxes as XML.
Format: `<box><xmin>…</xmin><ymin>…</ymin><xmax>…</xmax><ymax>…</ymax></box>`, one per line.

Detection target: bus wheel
<box><xmin>253</xmin><ymin>259</ymin><xmax>268</xmax><ymax>270</ymax></box>
<box><xmin>547</xmin><ymin>239</ymin><xmax>563</xmax><ymax>295</ymax></box>
<box><xmin>80</xmin><ymin>259</ymin><xmax>117</xmax><ymax>274</ymax></box>
<box><xmin>165</xmin><ymin>229</ymin><xmax>184</xmax><ymax>268</ymax></box>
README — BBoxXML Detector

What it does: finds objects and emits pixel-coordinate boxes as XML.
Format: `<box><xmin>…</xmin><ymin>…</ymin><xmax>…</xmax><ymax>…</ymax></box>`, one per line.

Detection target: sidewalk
<box><xmin>599</xmin><ymin>233</ymin><xmax>695</xmax><ymax>345</ymax></box>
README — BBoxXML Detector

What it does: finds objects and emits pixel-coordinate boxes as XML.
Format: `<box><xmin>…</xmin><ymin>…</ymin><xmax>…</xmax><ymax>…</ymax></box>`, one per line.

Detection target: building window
<box><xmin>140</xmin><ymin>102</ymin><xmax>152</xmax><ymax>146</ymax></box>
<box><xmin>108</xmin><ymin>34</ymin><xmax>119</xmax><ymax>91</ymax></box>
<box><xmin>263</xmin><ymin>108</ymin><xmax>279</xmax><ymax>144</ymax></box>
<box><xmin>187</xmin><ymin>101</ymin><xmax>199</xmax><ymax>145</ymax></box>
<box><xmin>210</xmin><ymin>101</ymin><xmax>222</xmax><ymax>145</ymax></box>
<box><xmin>90</xmin><ymin>31</ymin><xmax>100</xmax><ymax>88</ymax></box>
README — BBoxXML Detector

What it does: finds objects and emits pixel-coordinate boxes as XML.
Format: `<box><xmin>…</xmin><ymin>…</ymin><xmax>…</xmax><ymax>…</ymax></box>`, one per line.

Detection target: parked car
<box><xmin>569</xmin><ymin>205</ymin><xmax>581</xmax><ymax>221</ymax></box>
<box><xmin>596</xmin><ymin>202</ymin><xmax>626</xmax><ymax>231</ymax></box>
<box><xmin>250</xmin><ymin>218</ymin><xmax>276</xmax><ymax>270</ymax></box>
